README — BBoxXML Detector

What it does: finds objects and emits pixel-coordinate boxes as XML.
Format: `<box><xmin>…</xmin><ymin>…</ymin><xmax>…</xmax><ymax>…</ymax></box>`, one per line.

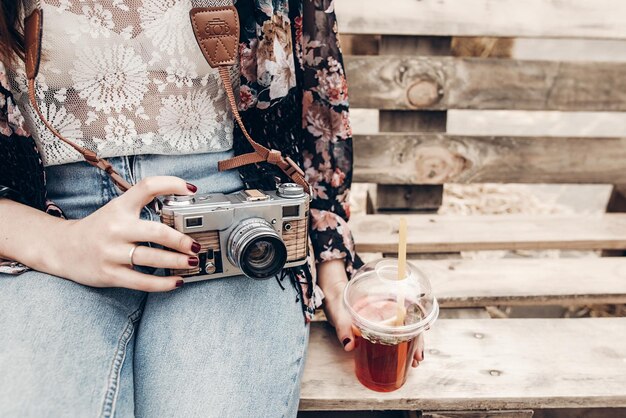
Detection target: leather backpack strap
<box><xmin>24</xmin><ymin>9</ymin><xmax>132</xmax><ymax>192</ymax></box>
<box><xmin>189</xmin><ymin>5</ymin><xmax>311</xmax><ymax>194</ymax></box>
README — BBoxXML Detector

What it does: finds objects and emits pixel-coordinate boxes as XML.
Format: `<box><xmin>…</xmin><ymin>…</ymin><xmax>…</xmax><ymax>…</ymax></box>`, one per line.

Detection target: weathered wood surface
<box><xmin>423</xmin><ymin>412</ymin><xmax>533</xmax><ymax>418</ymax></box>
<box><xmin>335</xmin><ymin>0</ymin><xmax>626</xmax><ymax>40</ymax></box>
<box><xmin>345</xmin><ymin>57</ymin><xmax>626</xmax><ymax>111</ymax></box>
<box><xmin>313</xmin><ymin>308</ymin><xmax>489</xmax><ymax>322</ymax></box>
<box><xmin>373</xmin><ymin>185</ymin><xmax>444</xmax><ymax>212</ymax></box>
<box><xmin>310</xmin><ymin>258</ymin><xmax>626</xmax><ymax>309</ymax></box>
<box><xmin>353</xmin><ymin>133</ymin><xmax>626</xmax><ymax>184</ymax></box>
<box><xmin>349</xmin><ymin>214</ymin><xmax>626</xmax><ymax>253</ymax></box>
<box><xmin>375</xmin><ymin>36</ymin><xmax>447</xmax><ymax>213</ymax></box>
<box><xmin>419</xmin><ymin>258</ymin><xmax>626</xmax><ymax>307</ymax></box>
<box><xmin>300</xmin><ymin>319</ymin><xmax>626</xmax><ymax>410</ymax></box>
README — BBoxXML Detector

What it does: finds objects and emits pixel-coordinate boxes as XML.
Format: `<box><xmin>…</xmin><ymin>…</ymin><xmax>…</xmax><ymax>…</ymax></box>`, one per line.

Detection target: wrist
<box><xmin>317</xmin><ymin>259</ymin><xmax>348</xmax><ymax>302</ymax></box>
<box><xmin>32</xmin><ymin>218</ymin><xmax>75</xmax><ymax>274</ymax></box>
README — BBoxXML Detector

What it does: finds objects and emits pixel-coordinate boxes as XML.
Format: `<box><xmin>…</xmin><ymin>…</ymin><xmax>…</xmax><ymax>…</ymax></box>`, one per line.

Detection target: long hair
<box><xmin>0</xmin><ymin>1</ymin><xmax>24</xmax><ymax>63</ymax></box>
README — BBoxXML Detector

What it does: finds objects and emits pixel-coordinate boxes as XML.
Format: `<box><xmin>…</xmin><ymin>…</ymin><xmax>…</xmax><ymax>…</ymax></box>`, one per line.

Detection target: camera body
<box><xmin>160</xmin><ymin>183</ymin><xmax>309</xmax><ymax>282</ymax></box>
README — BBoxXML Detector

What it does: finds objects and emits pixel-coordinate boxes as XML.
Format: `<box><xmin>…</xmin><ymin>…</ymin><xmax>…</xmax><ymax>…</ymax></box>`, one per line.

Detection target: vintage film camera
<box><xmin>160</xmin><ymin>183</ymin><xmax>309</xmax><ymax>282</ymax></box>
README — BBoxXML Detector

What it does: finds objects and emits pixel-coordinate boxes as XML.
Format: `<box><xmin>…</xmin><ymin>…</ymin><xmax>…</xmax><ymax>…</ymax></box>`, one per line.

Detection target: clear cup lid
<box><xmin>344</xmin><ymin>258</ymin><xmax>438</xmax><ymax>340</ymax></box>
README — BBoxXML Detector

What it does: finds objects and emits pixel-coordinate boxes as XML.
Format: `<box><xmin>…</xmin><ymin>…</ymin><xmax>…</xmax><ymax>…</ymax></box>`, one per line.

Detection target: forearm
<box><xmin>0</xmin><ymin>198</ymin><xmax>66</xmax><ymax>272</ymax></box>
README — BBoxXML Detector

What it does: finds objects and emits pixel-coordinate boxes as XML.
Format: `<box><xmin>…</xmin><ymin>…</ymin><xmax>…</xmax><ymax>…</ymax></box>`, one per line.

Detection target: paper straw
<box><xmin>396</xmin><ymin>217</ymin><xmax>407</xmax><ymax>326</ymax></box>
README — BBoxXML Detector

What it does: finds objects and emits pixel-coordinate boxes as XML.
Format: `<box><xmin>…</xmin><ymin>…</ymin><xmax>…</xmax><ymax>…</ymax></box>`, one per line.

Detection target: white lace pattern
<box><xmin>8</xmin><ymin>0</ymin><xmax>236</xmax><ymax>166</ymax></box>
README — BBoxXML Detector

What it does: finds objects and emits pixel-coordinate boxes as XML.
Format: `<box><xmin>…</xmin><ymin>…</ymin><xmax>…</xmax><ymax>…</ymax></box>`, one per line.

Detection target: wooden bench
<box><xmin>299</xmin><ymin>0</ymin><xmax>626</xmax><ymax>415</ymax></box>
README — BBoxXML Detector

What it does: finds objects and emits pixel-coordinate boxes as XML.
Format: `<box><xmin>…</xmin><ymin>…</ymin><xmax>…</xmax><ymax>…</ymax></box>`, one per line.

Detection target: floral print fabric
<box><xmin>0</xmin><ymin>0</ymin><xmax>361</xmax><ymax>320</ymax></box>
<box><xmin>234</xmin><ymin>0</ymin><xmax>361</xmax><ymax>319</ymax></box>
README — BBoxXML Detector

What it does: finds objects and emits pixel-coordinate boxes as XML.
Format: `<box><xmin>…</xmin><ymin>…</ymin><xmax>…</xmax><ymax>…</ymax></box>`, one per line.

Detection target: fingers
<box><xmin>134</xmin><ymin>220</ymin><xmax>200</xmax><ymax>256</ymax></box>
<box><xmin>412</xmin><ymin>333</ymin><xmax>426</xmax><ymax>368</ymax></box>
<box><xmin>110</xmin><ymin>267</ymin><xmax>184</xmax><ymax>292</ymax></box>
<box><xmin>131</xmin><ymin>245</ymin><xmax>198</xmax><ymax>270</ymax></box>
<box><xmin>120</xmin><ymin>176</ymin><xmax>196</xmax><ymax>210</ymax></box>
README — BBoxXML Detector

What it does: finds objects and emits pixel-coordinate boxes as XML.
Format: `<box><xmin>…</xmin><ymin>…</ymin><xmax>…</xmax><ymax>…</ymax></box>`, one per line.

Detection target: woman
<box><xmin>0</xmin><ymin>1</ymin><xmax>423</xmax><ymax>416</ymax></box>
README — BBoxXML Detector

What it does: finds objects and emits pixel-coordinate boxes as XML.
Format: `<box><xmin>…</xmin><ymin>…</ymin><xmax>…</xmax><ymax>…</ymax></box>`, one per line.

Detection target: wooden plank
<box><xmin>418</xmin><ymin>258</ymin><xmax>626</xmax><ymax>307</ymax></box>
<box><xmin>300</xmin><ymin>319</ymin><xmax>626</xmax><ymax>410</ymax></box>
<box><xmin>353</xmin><ymin>133</ymin><xmax>626</xmax><ymax>184</ymax></box>
<box><xmin>374</xmin><ymin>185</ymin><xmax>444</xmax><ymax>212</ymax></box>
<box><xmin>311</xmin><ymin>258</ymin><xmax>626</xmax><ymax>308</ymax></box>
<box><xmin>345</xmin><ymin>57</ymin><xmax>626</xmax><ymax>111</ymax></box>
<box><xmin>315</xmin><ymin>308</ymin><xmax>490</xmax><ymax>322</ymax></box>
<box><xmin>335</xmin><ymin>0</ymin><xmax>626</xmax><ymax>40</ymax></box>
<box><xmin>349</xmin><ymin>214</ymin><xmax>626</xmax><ymax>253</ymax></box>
<box><xmin>423</xmin><ymin>412</ymin><xmax>533</xmax><ymax>418</ymax></box>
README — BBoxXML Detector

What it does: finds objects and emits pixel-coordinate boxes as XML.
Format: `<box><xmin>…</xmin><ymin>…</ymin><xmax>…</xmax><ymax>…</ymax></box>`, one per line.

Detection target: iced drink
<box><xmin>344</xmin><ymin>259</ymin><xmax>438</xmax><ymax>392</ymax></box>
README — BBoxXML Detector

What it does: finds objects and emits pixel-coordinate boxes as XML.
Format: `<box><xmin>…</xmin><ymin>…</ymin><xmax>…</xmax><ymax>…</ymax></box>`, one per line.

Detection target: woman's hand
<box><xmin>41</xmin><ymin>176</ymin><xmax>201</xmax><ymax>292</ymax></box>
<box><xmin>318</xmin><ymin>259</ymin><xmax>425</xmax><ymax>368</ymax></box>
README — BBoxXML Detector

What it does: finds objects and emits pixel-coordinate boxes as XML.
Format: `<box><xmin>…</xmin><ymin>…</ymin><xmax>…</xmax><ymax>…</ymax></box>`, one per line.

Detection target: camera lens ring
<box><xmin>227</xmin><ymin>218</ymin><xmax>287</xmax><ymax>279</ymax></box>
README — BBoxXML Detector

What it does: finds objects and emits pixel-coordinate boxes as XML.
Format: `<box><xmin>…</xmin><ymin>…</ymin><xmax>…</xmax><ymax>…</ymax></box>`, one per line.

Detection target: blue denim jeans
<box><xmin>0</xmin><ymin>151</ymin><xmax>309</xmax><ymax>417</ymax></box>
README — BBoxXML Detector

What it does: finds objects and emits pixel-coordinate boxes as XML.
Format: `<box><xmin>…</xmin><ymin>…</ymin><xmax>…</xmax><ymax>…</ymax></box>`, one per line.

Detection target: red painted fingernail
<box><xmin>191</xmin><ymin>242</ymin><xmax>201</xmax><ymax>253</ymax></box>
<box><xmin>188</xmin><ymin>256</ymin><xmax>199</xmax><ymax>267</ymax></box>
<box><xmin>175</xmin><ymin>280</ymin><xmax>184</xmax><ymax>288</ymax></box>
<box><xmin>186</xmin><ymin>183</ymin><xmax>197</xmax><ymax>193</ymax></box>
<box><xmin>342</xmin><ymin>338</ymin><xmax>351</xmax><ymax>347</ymax></box>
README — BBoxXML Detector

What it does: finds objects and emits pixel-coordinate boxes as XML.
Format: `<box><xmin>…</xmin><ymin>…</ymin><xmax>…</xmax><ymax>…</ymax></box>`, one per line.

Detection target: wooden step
<box><xmin>300</xmin><ymin>319</ymin><xmax>626</xmax><ymax>411</ymax></box>
<box><xmin>418</xmin><ymin>258</ymin><xmax>626</xmax><ymax>307</ymax></box>
<box><xmin>345</xmin><ymin>56</ymin><xmax>626</xmax><ymax>112</ymax></box>
<box><xmin>336</xmin><ymin>0</ymin><xmax>626</xmax><ymax>40</ymax></box>
<box><xmin>350</xmin><ymin>214</ymin><xmax>626</xmax><ymax>253</ymax></box>
<box><xmin>353</xmin><ymin>133</ymin><xmax>626</xmax><ymax>184</ymax></box>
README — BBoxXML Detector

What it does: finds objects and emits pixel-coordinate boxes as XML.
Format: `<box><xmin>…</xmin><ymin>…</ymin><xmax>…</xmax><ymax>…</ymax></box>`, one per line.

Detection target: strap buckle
<box><xmin>284</xmin><ymin>156</ymin><xmax>305</xmax><ymax>178</ymax></box>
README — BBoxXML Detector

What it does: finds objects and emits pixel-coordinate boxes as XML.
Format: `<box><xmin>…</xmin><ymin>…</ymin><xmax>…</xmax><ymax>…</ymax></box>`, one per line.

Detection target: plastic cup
<box><xmin>343</xmin><ymin>258</ymin><xmax>438</xmax><ymax>392</ymax></box>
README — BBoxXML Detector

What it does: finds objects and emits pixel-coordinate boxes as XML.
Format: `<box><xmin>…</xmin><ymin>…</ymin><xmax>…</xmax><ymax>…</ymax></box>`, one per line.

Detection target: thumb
<box><xmin>333</xmin><ymin>310</ymin><xmax>356</xmax><ymax>352</ymax></box>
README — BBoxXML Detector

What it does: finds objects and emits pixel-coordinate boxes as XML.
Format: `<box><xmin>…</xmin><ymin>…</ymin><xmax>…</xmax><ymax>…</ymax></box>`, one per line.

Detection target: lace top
<box><xmin>8</xmin><ymin>0</ymin><xmax>237</xmax><ymax>166</ymax></box>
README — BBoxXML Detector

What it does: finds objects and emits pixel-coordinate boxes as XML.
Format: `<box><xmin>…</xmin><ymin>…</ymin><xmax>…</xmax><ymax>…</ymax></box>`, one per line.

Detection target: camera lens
<box><xmin>227</xmin><ymin>218</ymin><xmax>287</xmax><ymax>279</ymax></box>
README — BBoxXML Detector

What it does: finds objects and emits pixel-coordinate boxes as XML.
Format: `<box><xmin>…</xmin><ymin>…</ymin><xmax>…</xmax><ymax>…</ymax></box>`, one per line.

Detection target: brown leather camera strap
<box><xmin>24</xmin><ymin>9</ymin><xmax>132</xmax><ymax>192</ymax></box>
<box><xmin>24</xmin><ymin>4</ymin><xmax>309</xmax><ymax>194</ymax></box>
<box><xmin>189</xmin><ymin>5</ymin><xmax>310</xmax><ymax>194</ymax></box>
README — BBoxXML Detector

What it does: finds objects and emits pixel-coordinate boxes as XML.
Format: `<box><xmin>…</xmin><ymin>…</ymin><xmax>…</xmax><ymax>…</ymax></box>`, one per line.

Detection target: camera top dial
<box><xmin>162</xmin><ymin>194</ymin><xmax>195</xmax><ymax>206</ymax></box>
<box><xmin>277</xmin><ymin>183</ymin><xmax>305</xmax><ymax>198</ymax></box>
